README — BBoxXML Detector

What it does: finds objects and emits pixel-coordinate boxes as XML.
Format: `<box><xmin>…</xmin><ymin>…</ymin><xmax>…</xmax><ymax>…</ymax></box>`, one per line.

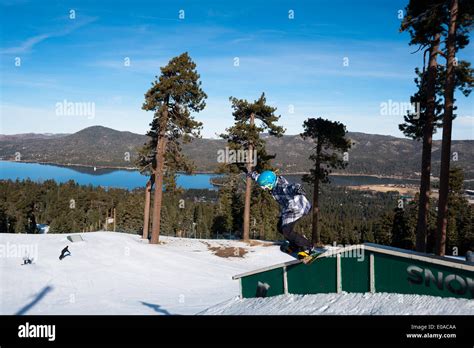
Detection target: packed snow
<box><xmin>199</xmin><ymin>293</ymin><xmax>474</xmax><ymax>315</ymax></box>
<box><xmin>0</xmin><ymin>232</ymin><xmax>291</xmax><ymax>315</ymax></box>
<box><xmin>0</xmin><ymin>232</ymin><xmax>471</xmax><ymax>315</ymax></box>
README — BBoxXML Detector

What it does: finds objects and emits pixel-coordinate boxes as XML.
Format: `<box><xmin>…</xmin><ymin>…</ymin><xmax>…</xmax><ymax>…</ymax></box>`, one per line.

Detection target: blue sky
<box><xmin>1</xmin><ymin>0</ymin><xmax>473</xmax><ymax>139</ymax></box>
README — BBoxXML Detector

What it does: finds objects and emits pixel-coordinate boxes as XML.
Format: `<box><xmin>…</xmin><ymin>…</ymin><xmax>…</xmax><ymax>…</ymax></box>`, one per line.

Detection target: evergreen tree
<box><xmin>373</xmin><ymin>212</ymin><xmax>393</xmax><ymax>245</ymax></box>
<box><xmin>391</xmin><ymin>207</ymin><xmax>415</xmax><ymax>249</ymax></box>
<box><xmin>0</xmin><ymin>202</ymin><xmax>8</xmax><ymax>232</ymax></box>
<box><xmin>400</xmin><ymin>0</ymin><xmax>447</xmax><ymax>252</ymax></box>
<box><xmin>400</xmin><ymin>0</ymin><xmax>473</xmax><ymax>254</ymax></box>
<box><xmin>445</xmin><ymin>167</ymin><xmax>471</xmax><ymax>254</ymax></box>
<box><xmin>212</xmin><ymin>177</ymin><xmax>235</xmax><ymax>236</ymax></box>
<box><xmin>50</xmin><ymin>214</ymin><xmax>73</xmax><ymax>233</ymax></box>
<box><xmin>436</xmin><ymin>0</ymin><xmax>474</xmax><ymax>255</ymax></box>
<box><xmin>142</xmin><ymin>52</ymin><xmax>207</xmax><ymax>244</ymax></box>
<box><xmin>220</xmin><ymin>93</ymin><xmax>284</xmax><ymax>241</ymax></box>
<box><xmin>135</xmin><ymin>143</ymin><xmax>155</xmax><ymax>239</ymax></box>
<box><xmin>300</xmin><ymin>117</ymin><xmax>351</xmax><ymax>245</ymax></box>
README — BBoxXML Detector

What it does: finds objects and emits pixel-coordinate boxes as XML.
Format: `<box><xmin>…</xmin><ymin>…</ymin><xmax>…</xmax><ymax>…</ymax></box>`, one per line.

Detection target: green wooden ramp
<box><xmin>233</xmin><ymin>243</ymin><xmax>474</xmax><ymax>299</ymax></box>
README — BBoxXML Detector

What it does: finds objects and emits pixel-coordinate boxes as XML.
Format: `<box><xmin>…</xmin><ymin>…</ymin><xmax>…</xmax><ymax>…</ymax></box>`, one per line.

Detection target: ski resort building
<box><xmin>233</xmin><ymin>243</ymin><xmax>474</xmax><ymax>300</ymax></box>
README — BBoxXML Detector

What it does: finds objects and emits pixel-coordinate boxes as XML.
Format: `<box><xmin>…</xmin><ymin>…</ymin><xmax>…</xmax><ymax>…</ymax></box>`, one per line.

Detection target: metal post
<box><xmin>336</xmin><ymin>254</ymin><xmax>342</xmax><ymax>293</ymax></box>
<box><xmin>370</xmin><ymin>253</ymin><xmax>375</xmax><ymax>293</ymax></box>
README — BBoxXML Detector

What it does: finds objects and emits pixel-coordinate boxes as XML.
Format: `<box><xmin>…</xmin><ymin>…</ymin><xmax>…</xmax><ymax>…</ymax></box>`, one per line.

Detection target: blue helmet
<box><xmin>257</xmin><ymin>170</ymin><xmax>277</xmax><ymax>190</ymax></box>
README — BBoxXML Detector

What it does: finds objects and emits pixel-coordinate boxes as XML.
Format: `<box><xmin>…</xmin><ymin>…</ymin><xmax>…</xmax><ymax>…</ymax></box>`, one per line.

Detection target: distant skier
<box><xmin>22</xmin><ymin>255</ymin><xmax>33</xmax><ymax>265</ymax></box>
<box><xmin>59</xmin><ymin>246</ymin><xmax>71</xmax><ymax>260</ymax></box>
<box><xmin>246</xmin><ymin>170</ymin><xmax>316</xmax><ymax>257</ymax></box>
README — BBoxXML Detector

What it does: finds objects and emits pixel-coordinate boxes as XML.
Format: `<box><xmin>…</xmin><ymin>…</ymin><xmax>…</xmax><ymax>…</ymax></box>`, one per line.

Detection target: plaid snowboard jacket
<box><xmin>249</xmin><ymin>171</ymin><xmax>312</xmax><ymax>226</ymax></box>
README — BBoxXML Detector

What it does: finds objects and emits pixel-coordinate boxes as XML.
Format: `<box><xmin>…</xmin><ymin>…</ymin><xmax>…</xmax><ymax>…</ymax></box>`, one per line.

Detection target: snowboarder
<box><xmin>22</xmin><ymin>255</ymin><xmax>33</xmax><ymax>265</ymax></box>
<box><xmin>59</xmin><ymin>246</ymin><xmax>71</xmax><ymax>260</ymax></box>
<box><xmin>246</xmin><ymin>170</ymin><xmax>316</xmax><ymax>258</ymax></box>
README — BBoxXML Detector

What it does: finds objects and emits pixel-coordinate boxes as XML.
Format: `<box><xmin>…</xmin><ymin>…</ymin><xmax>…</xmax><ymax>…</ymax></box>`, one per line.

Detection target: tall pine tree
<box><xmin>142</xmin><ymin>53</ymin><xmax>207</xmax><ymax>244</ymax></box>
<box><xmin>300</xmin><ymin>117</ymin><xmax>351</xmax><ymax>245</ymax></box>
<box><xmin>400</xmin><ymin>0</ymin><xmax>447</xmax><ymax>252</ymax></box>
<box><xmin>436</xmin><ymin>0</ymin><xmax>474</xmax><ymax>255</ymax></box>
<box><xmin>220</xmin><ymin>93</ymin><xmax>284</xmax><ymax>241</ymax></box>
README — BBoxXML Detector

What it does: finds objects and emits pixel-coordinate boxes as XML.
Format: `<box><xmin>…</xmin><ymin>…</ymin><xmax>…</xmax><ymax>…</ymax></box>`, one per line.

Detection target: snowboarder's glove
<box><xmin>293</xmin><ymin>184</ymin><xmax>306</xmax><ymax>195</ymax></box>
<box><xmin>246</xmin><ymin>171</ymin><xmax>259</xmax><ymax>181</ymax></box>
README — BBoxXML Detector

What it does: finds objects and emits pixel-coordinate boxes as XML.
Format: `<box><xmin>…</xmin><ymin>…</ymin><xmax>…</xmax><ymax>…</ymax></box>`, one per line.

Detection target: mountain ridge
<box><xmin>1</xmin><ymin>126</ymin><xmax>473</xmax><ymax>179</ymax></box>
<box><xmin>3</xmin><ymin>126</ymin><xmax>470</xmax><ymax>141</ymax></box>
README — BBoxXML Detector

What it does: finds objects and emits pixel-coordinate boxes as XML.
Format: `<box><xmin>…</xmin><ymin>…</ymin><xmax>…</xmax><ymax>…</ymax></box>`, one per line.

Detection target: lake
<box><xmin>0</xmin><ymin>161</ymin><xmax>219</xmax><ymax>190</ymax></box>
<box><xmin>0</xmin><ymin>161</ymin><xmax>419</xmax><ymax>190</ymax></box>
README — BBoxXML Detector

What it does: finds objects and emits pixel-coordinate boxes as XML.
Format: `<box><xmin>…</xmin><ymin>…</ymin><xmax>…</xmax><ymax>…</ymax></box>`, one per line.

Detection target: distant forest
<box><xmin>1</xmin><ymin>175</ymin><xmax>472</xmax><ymax>255</ymax></box>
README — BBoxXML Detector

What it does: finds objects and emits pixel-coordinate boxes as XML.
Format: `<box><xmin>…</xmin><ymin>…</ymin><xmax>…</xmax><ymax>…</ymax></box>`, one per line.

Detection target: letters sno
<box><xmin>407</xmin><ymin>265</ymin><xmax>473</xmax><ymax>298</ymax></box>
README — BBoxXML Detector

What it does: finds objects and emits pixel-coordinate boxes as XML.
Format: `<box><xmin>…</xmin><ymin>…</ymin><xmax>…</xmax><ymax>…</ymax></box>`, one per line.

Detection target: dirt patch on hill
<box><xmin>203</xmin><ymin>242</ymin><xmax>248</xmax><ymax>258</ymax></box>
<box><xmin>248</xmin><ymin>240</ymin><xmax>277</xmax><ymax>247</ymax></box>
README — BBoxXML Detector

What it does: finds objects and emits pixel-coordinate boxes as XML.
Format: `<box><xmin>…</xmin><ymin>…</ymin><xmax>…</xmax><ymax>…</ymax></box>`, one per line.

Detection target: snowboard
<box><xmin>21</xmin><ymin>258</ymin><xmax>34</xmax><ymax>266</ymax></box>
<box><xmin>280</xmin><ymin>242</ymin><xmax>323</xmax><ymax>264</ymax></box>
<box><xmin>301</xmin><ymin>250</ymin><xmax>324</xmax><ymax>264</ymax></box>
<box><xmin>279</xmin><ymin>242</ymin><xmax>301</xmax><ymax>259</ymax></box>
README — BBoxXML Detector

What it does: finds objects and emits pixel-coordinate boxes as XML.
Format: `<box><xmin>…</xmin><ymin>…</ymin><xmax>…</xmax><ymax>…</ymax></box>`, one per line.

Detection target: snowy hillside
<box><xmin>0</xmin><ymin>232</ymin><xmax>472</xmax><ymax>315</ymax></box>
<box><xmin>199</xmin><ymin>293</ymin><xmax>474</xmax><ymax>315</ymax></box>
<box><xmin>0</xmin><ymin>232</ymin><xmax>292</xmax><ymax>315</ymax></box>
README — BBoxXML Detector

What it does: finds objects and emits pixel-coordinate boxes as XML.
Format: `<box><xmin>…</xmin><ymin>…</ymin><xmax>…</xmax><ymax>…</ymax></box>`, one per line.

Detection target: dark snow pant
<box><xmin>277</xmin><ymin>217</ymin><xmax>312</xmax><ymax>250</ymax></box>
<box><xmin>59</xmin><ymin>246</ymin><xmax>71</xmax><ymax>260</ymax></box>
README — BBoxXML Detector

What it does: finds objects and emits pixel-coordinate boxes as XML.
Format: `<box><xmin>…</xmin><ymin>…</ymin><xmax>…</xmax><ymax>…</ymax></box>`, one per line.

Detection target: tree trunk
<box><xmin>436</xmin><ymin>0</ymin><xmax>458</xmax><ymax>256</ymax></box>
<box><xmin>242</xmin><ymin>113</ymin><xmax>255</xmax><ymax>242</ymax></box>
<box><xmin>150</xmin><ymin>104</ymin><xmax>169</xmax><ymax>245</ymax></box>
<box><xmin>259</xmin><ymin>224</ymin><xmax>265</xmax><ymax>240</ymax></box>
<box><xmin>415</xmin><ymin>33</ymin><xmax>440</xmax><ymax>252</ymax></box>
<box><xmin>142</xmin><ymin>176</ymin><xmax>153</xmax><ymax>239</ymax></box>
<box><xmin>311</xmin><ymin>142</ymin><xmax>322</xmax><ymax>246</ymax></box>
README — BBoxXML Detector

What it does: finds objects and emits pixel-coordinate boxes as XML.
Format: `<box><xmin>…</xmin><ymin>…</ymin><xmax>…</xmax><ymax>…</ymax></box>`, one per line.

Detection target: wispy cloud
<box><xmin>91</xmin><ymin>45</ymin><xmax>414</xmax><ymax>84</ymax></box>
<box><xmin>0</xmin><ymin>73</ymin><xmax>59</xmax><ymax>89</ymax></box>
<box><xmin>1</xmin><ymin>16</ymin><xmax>98</xmax><ymax>54</ymax></box>
<box><xmin>230</xmin><ymin>36</ymin><xmax>254</xmax><ymax>44</ymax></box>
<box><xmin>91</xmin><ymin>58</ymin><xmax>168</xmax><ymax>72</ymax></box>
<box><xmin>1</xmin><ymin>33</ymin><xmax>51</xmax><ymax>54</ymax></box>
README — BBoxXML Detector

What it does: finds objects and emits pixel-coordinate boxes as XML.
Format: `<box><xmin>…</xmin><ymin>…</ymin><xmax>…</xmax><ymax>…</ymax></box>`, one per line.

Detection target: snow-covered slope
<box><xmin>1</xmin><ymin>232</ymin><xmax>471</xmax><ymax>315</ymax></box>
<box><xmin>0</xmin><ymin>232</ymin><xmax>292</xmax><ymax>315</ymax></box>
<box><xmin>199</xmin><ymin>293</ymin><xmax>474</xmax><ymax>315</ymax></box>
